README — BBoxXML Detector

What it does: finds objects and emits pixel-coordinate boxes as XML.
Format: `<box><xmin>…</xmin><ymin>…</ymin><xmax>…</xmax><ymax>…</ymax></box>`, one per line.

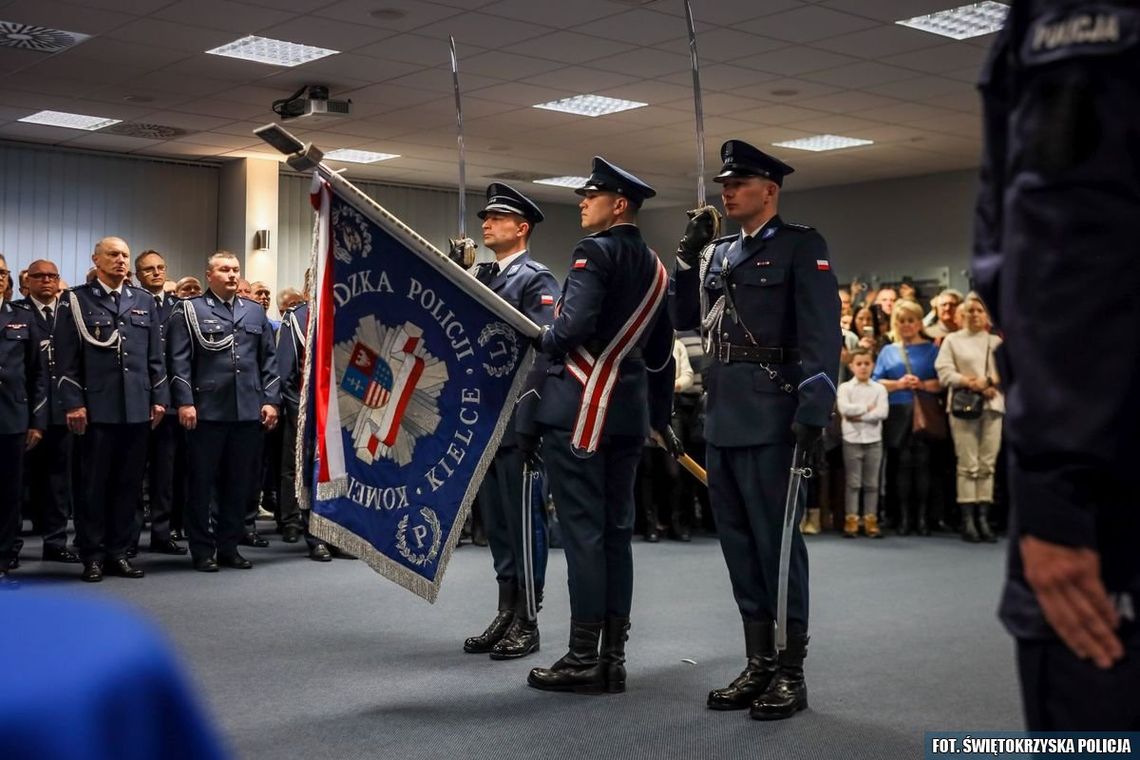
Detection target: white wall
<box><xmin>0</xmin><ymin>142</ymin><xmax>219</xmax><ymax>287</ymax></box>
<box><xmin>638</xmin><ymin>168</ymin><xmax>980</xmax><ymax>294</ymax></box>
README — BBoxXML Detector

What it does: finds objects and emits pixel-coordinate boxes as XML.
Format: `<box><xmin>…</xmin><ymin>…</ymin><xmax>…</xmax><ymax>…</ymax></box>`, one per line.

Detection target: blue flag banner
<box><xmin>300</xmin><ymin>171</ymin><xmax>538</xmax><ymax>602</ymax></box>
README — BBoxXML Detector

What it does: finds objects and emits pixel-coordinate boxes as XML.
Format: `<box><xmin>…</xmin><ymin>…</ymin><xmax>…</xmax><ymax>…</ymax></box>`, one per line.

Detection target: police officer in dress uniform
<box><xmin>17</xmin><ymin>259</ymin><xmax>80</xmax><ymax>565</ymax></box>
<box><xmin>975</xmin><ymin>0</ymin><xmax>1140</xmax><ymax>730</ymax></box>
<box><xmin>671</xmin><ymin>141</ymin><xmax>840</xmax><ymax>721</ymax></box>
<box><xmin>168</xmin><ymin>251</ymin><xmax>280</xmax><ymax>572</ymax></box>
<box><xmin>461</xmin><ymin>183</ymin><xmax>559</xmax><ymax>661</ymax></box>
<box><xmin>130</xmin><ymin>250</ymin><xmax>187</xmax><ymax>557</ymax></box>
<box><xmin>524</xmin><ymin>157</ymin><xmax>675</xmax><ymax>694</ymax></box>
<box><xmin>55</xmin><ymin>237</ymin><xmax>170</xmax><ymax>583</ymax></box>
<box><xmin>0</xmin><ymin>256</ymin><xmax>46</xmax><ymax>585</ymax></box>
<box><xmin>276</xmin><ymin>297</ymin><xmax>334</xmax><ymax>562</ymax></box>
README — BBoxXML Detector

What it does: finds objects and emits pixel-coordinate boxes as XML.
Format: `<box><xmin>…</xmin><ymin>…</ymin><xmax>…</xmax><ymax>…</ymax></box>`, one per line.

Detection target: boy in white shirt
<box><xmin>836</xmin><ymin>349</ymin><xmax>889</xmax><ymax>537</ymax></box>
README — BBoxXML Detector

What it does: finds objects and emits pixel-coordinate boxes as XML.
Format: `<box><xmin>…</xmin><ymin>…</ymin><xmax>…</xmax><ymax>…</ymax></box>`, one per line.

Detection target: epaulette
<box><xmin>10</xmin><ymin>300</ymin><xmax>31</xmax><ymax>312</ymax></box>
<box><xmin>125</xmin><ymin>284</ymin><xmax>150</xmax><ymax>296</ymax></box>
<box><xmin>711</xmin><ymin>234</ymin><xmax>735</xmax><ymax>245</ymax></box>
<box><xmin>523</xmin><ymin>259</ymin><xmax>551</xmax><ymax>273</ymax></box>
<box><xmin>783</xmin><ymin>222</ymin><xmax>815</xmax><ymax>232</ymax></box>
<box><xmin>238</xmin><ymin>295</ymin><xmax>259</xmax><ymax>304</ymax></box>
<box><xmin>588</xmin><ymin>228</ymin><xmax>612</xmax><ymax>238</ymax></box>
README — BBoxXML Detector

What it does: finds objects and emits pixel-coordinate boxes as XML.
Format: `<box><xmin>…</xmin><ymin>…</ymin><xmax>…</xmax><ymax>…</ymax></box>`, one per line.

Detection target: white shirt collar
<box><xmin>96</xmin><ymin>279</ymin><xmax>124</xmax><ymax>297</ymax></box>
<box><xmin>494</xmin><ymin>249</ymin><xmax>527</xmax><ymax>273</ymax></box>
<box><xmin>31</xmin><ymin>295</ymin><xmax>58</xmax><ymax>310</ymax></box>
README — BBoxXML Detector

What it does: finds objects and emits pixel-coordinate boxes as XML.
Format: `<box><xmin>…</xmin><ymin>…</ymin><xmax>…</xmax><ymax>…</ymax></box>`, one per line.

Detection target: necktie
<box><xmin>478</xmin><ymin>262</ymin><xmax>500</xmax><ymax>285</ymax></box>
<box><xmin>110</xmin><ymin>291</ymin><xmax>120</xmax><ymax>308</ymax></box>
<box><xmin>155</xmin><ymin>295</ymin><xmax>162</xmax><ymax>309</ymax></box>
<box><xmin>43</xmin><ymin>305</ymin><xmax>53</xmax><ymax>322</ymax></box>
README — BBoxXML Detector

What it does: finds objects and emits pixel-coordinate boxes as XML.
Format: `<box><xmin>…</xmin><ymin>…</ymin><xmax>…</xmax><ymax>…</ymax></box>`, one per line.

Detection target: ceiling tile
<box><xmin>587</xmin><ymin>47</ymin><xmax>691</xmax><ymax>78</ymax></box>
<box><xmin>55</xmin><ymin>37</ymin><xmax>193</xmax><ymax>70</ymax></box>
<box><xmin>651</xmin><ymin>0</ymin><xmax>804</xmax><ymax>26</ymax></box>
<box><xmin>106</xmin><ymin>18</ymin><xmax>237</xmax><ymax>52</ymax></box>
<box><xmin>594</xmin><ymin>79</ymin><xmax>692</xmax><ymax>105</ymax></box>
<box><xmin>810</xmin><ymin>24</ymin><xmax>944</xmax><ymax>58</ymax></box>
<box><xmin>802</xmin><ymin>60</ymin><xmax>921</xmax><ymax>88</ymax></box>
<box><xmin>726</xmin><ymin>77</ymin><xmax>843</xmax><ymax>102</ymax></box>
<box><xmin>459</xmin><ymin>50</ymin><xmax>567</xmax><ymax>80</ymax></box>
<box><xmin>819</xmin><ymin>0</ymin><xmax>963</xmax><ymax>23</ymax></box>
<box><xmin>731</xmin><ymin>103</ymin><xmax>830</xmax><ymax>126</ymax></box>
<box><xmin>658</xmin><ymin>63</ymin><xmax>781</xmax><ymax>93</ymax></box>
<box><xmin>61</xmin><ymin>132</ymin><xmax>164</xmax><ymax>151</ymax></box>
<box><xmin>784</xmin><ymin>113</ymin><xmax>886</xmax><ymax>134</ymax></box>
<box><xmin>884</xmin><ymin>42</ymin><xmax>988</xmax><ymax>75</ymax></box>
<box><xmin>355</xmin><ymin>33</ymin><xmax>461</xmax><ymax>66</ymax></box>
<box><xmin>151</xmin><ymin>0</ymin><xmax>298</xmax><ymax>34</ymax></box>
<box><xmin>728</xmin><ymin>46</ymin><xmax>860</xmax><ymax>77</ymax></box>
<box><xmin>796</xmin><ymin>90</ymin><xmax>902</xmax><ymax>114</ymax></box>
<box><xmin>863</xmin><ymin>74</ymin><xmax>967</xmax><ymax>100</ymax></box>
<box><xmin>463</xmin><ymin>81</ymin><xmax>576</xmax><ymax>107</ymax></box>
<box><xmin>507</xmin><ymin>31</ymin><xmax>635</xmax><ymax>65</ymax></box>
<box><xmin>665</xmin><ymin>28</ymin><xmax>789</xmax><ymax>62</ymax></box>
<box><xmin>431</xmin><ymin>12</ymin><xmax>551</xmax><ymax>49</ymax></box>
<box><xmin>133</xmin><ymin>110</ymin><xmax>237</xmax><ymax>131</ymax></box>
<box><xmin>570</xmin><ymin>8</ymin><xmax>693</xmax><ymax>46</ymax></box>
<box><xmin>260</xmin><ymin>15</ymin><xmax>403</xmax><ymax>51</ymax></box>
<box><xmin>740</xmin><ymin>6</ymin><xmax>879</xmax><ymax>44</ymax></box>
<box><xmin>317</xmin><ymin>0</ymin><xmax>464</xmax><ymax>32</ymax></box>
<box><xmin>480</xmin><ymin>0</ymin><xmax>625</xmax><ymax>27</ymax></box>
<box><xmin>384</xmin><ymin>66</ymin><xmax>504</xmax><ymax>94</ymax></box>
<box><xmin>520</xmin><ymin>66</ymin><xmax>639</xmax><ymax>93</ymax></box>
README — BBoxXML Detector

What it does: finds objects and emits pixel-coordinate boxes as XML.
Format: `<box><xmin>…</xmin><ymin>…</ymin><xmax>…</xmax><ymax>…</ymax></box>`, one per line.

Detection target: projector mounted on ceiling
<box><xmin>272</xmin><ymin>84</ymin><xmax>352</xmax><ymax>121</ymax></box>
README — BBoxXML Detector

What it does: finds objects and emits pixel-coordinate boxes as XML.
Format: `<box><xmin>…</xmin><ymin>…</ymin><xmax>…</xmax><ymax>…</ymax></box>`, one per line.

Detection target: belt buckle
<box><xmin>718</xmin><ymin>343</ymin><xmax>731</xmax><ymax>363</ymax></box>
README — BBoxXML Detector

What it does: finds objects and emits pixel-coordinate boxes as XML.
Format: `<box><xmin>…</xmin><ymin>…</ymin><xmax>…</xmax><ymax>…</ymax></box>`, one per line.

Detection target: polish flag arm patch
<box><xmin>572</xmin><ymin>258</ymin><xmax>589</xmax><ymax>270</ymax></box>
<box><xmin>540</xmin><ymin>294</ymin><xmax>554</xmax><ymax>305</ymax></box>
<box><xmin>816</xmin><ymin>259</ymin><xmax>831</xmax><ymax>271</ymax></box>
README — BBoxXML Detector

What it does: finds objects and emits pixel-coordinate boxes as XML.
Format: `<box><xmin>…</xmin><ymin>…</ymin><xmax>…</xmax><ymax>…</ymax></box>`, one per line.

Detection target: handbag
<box><xmin>898</xmin><ymin>343</ymin><xmax>948</xmax><ymax>441</ymax></box>
<box><xmin>950</xmin><ymin>340</ymin><xmax>990</xmax><ymax>420</ymax></box>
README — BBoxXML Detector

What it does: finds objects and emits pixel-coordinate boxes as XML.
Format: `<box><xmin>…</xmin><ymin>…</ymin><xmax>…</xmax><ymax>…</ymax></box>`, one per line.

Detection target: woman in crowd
<box><xmin>935</xmin><ymin>293</ymin><xmax>1003</xmax><ymax>543</ymax></box>
<box><xmin>872</xmin><ymin>299</ymin><xmax>942</xmax><ymax>536</ymax></box>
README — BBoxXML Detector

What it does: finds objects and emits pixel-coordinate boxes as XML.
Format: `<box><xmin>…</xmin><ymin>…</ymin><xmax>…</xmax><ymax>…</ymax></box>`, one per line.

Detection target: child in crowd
<box><xmin>836</xmin><ymin>348</ymin><xmax>889</xmax><ymax>537</ymax></box>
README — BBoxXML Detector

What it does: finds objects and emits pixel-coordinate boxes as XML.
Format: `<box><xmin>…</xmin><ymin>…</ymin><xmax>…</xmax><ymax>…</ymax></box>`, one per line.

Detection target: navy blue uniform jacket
<box><xmin>0</xmin><ymin>301</ymin><xmax>47</xmax><ymax>435</ymax></box>
<box><xmin>55</xmin><ymin>282</ymin><xmax>169</xmax><ymax>424</ymax></box>
<box><xmin>532</xmin><ymin>224</ymin><xmax>673</xmax><ymax>438</ymax></box>
<box><xmin>975</xmin><ymin>0</ymin><xmax>1140</xmax><ymax>638</ymax></box>
<box><xmin>168</xmin><ymin>294</ymin><xmax>281</xmax><ymax>422</ymax></box>
<box><xmin>671</xmin><ymin>216</ymin><xmax>841</xmax><ymax>447</ymax></box>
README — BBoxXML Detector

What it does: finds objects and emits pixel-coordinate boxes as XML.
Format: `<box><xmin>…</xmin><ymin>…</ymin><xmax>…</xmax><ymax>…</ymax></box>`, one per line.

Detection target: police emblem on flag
<box><xmin>335</xmin><ymin>315</ymin><xmax>447</xmax><ymax>467</ymax></box>
<box><xmin>332</xmin><ymin>204</ymin><xmax>373</xmax><ymax>264</ymax></box>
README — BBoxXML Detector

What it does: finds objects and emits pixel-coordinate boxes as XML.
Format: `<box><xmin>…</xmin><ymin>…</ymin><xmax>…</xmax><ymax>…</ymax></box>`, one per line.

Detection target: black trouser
<box><xmin>0</xmin><ymin>433</ymin><xmax>26</xmax><ymax>561</ymax></box>
<box><xmin>172</xmin><ymin>427</ymin><xmax>188</xmax><ymax>535</ymax></box>
<box><xmin>75</xmin><ymin>423</ymin><xmax>149</xmax><ymax>563</ymax></box>
<box><xmin>1017</xmin><ymin>634</ymin><xmax>1140</xmax><ymax>730</ymax></box>
<box><xmin>542</xmin><ymin>428</ymin><xmax>641</xmax><ymax>622</ymax></box>
<box><xmin>636</xmin><ymin>446</ymin><xmax>680</xmax><ymax>534</ymax></box>
<box><xmin>243</xmin><ymin>429</ymin><xmax>268</xmax><ymax>532</ymax></box>
<box><xmin>186</xmin><ymin>421</ymin><xmax>263</xmax><ymax>559</ymax></box>
<box><xmin>675</xmin><ymin>395</ymin><xmax>712</xmax><ymax>532</ymax></box>
<box><xmin>134</xmin><ymin>414</ymin><xmax>178</xmax><ymax>545</ymax></box>
<box><xmin>479</xmin><ymin>445</ymin><xmax>547</xmax><ymax>593</ymax></box>
<box><xmin>707</xmin><ymin>442</ymin><xmax>808</xmax><ymax>627</ymax></box>
<box><xmin>278</xmin><ymin>412</ymin><xmax>316</xmax><ymax>547</ymax></box>
<box><xmin>262</xmin><ymin>424</ymin><xmax>282</xmax><ymax>522</ymax></box>
<box><xmin>892</xmin><ymin>431</ymin><xmax>931</xmax><ymax>525</ymax></box>
<box><xmin>24</xmin><ymin>424</ymin><xmax>72</xmax><ymax>550</ymax></box>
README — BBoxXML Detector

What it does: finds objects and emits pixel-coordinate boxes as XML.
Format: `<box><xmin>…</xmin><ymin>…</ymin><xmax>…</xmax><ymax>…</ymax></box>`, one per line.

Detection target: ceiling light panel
<box><xmin>324</xmin><ymin>149</ymin><xmax>400</xmax><ymax>163</ymax></box>
<box><xmin>206</xmin><ymin>35</ymin><xmax>339</xmax><ymax>67</ymax></box>
<box><xmin>533</xmin><ymin>94</ymin><xmax>648</xmax><ymax>117</ymax></box>
<box><xmin>18</xmin><ymin>110</ymin><xmax>122</xmax><ymax>131</ymax></box>
<box><xmin>533</xmin><ymin>176</ymin><xmax>590</xmax><ymax>187</ymax></box>
<box><xmin>772</xmin><ymin>134</ymin><xmax>874</xmax><ymax>152</ymax></box>
<box><xmin>896</xmin><ymin>2</ymin><xmax>1009</xmax><ymax>40</ymax></box>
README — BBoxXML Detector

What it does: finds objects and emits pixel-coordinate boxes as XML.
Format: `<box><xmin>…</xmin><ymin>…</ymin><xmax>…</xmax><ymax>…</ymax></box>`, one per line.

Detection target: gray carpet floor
<box><xmin>16</xmin><ymin>530</ymin><xmax>1022</xmax><ymax>759</ymax></box>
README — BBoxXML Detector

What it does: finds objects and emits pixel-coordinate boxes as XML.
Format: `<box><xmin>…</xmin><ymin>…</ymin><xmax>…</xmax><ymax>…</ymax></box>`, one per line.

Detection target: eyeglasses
<box><xmin>28</xmin><ymin>272</ymin><xmax>61</xmax><ymax>280</ymax></box>
<box><xmin>138</xmin><ymin>265</ymin><xmax>167</xmax><ymax>274</ymax></box>
<box><xmin>0</xmin><ymin>269</ymin><xmax>9</xmax><ymax>278</ymax></box>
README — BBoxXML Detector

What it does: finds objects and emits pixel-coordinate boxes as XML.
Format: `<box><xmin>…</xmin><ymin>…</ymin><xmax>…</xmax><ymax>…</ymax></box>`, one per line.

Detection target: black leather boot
<box><xmin>490</xmin><ymin>588</ymin><xmax>542</xmax><ymax>660</ymax></box>
<box><xmin>707</xmin><ymin>620</ymin><xmax>778</xmax><ymax>710</ymax></box>
<box><xmin>750</xmin><ymin>630</ymin><xmax>808</xmax><ymax>721</ymax></box>
<box><xmin>897</xmin><ymin>503</ymin><xmax>911</xmax><ymax>536</ymax></box>
<box><xmin>527</xmin><ymin>621</ymin><xmax>604</xmax><ymax>694</ymax></box>
<box><xmin>916</xmin><ymin>501</ymin><xmax>930</xmax><ymax>536</ymax></box>
<box><xmin>977</xmin><ymin>503</ymin><xmax>998</xmax><ymax>543</ymax></box>
<box><xmin>960</xmin><ymin>504</ymin><xmax>981</xmax><ymax>543</ymax></box>
<box><xmin>601</xmin><ymin>617</ymin><xmax>631</xmax><ymax>693</ymax></box>
<box><xmin>464</xmin><ymin>582</ymin><xmax>516</xmax><ymax>654</ymax></box>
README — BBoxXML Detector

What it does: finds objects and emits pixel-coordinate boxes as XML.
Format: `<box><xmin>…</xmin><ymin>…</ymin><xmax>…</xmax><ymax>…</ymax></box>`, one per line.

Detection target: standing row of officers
<box><xmin>457</xmin><ymin>141</ymin><xmax>840</xmax><ymax>724</ymax></box>
<box><xmin>0</xmin><ymin>240</ymin><xmax>340</xmax><ymax>586</ymax></box>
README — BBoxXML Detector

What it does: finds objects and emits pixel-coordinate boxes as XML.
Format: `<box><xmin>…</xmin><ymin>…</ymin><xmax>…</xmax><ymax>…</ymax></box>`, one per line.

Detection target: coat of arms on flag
<box><xmin>301</xmin><ymin>170</ymin><xmax>540</xmax><ymax>602</ymax></box>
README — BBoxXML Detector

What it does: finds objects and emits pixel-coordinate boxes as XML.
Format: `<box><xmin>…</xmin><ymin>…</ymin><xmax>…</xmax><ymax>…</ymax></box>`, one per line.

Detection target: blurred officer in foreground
<box><xmin>975</xmin><ymin>0</ymin><xmax>1139</xmax><ymax>730</ymax></box>
<box><xmin>524</xmin><ymin>157</ymin><xmax>675</xmax><ymax>695</ymax></box>
<box><xmin>18</xmin><ymin>259</ymin><xmax>79</xmax><ymax>564</ymax></box>
<box><xmin>0</xmin><ymin>254</ymin><xmax>46</xmax><ymax>585</ymax></box>
<box><xmin>56</xmin><ymin>237</ymin><xmax>169</xmax><ymax>582</ymax></box>
<box><xmin>462</xmin><ymin>183</ymin><xmax>559</xmax><ymax>661</ymax></box>
<box><xmin>168</xmin><ymin>252</ymin><xmax>280</xmax><ymax>572</ymax></box>
<box><xmin>671</xmin><ymin>140</ymin><xmax>840</xmax><ymax>721</ymax></box>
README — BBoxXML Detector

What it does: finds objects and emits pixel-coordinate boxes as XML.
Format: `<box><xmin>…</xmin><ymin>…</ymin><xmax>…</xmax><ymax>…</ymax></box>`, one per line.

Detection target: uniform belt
<box><xmin>714</xmin><ymin>343</ymin><xmax>799</xmax><ymax>364</ymax></box>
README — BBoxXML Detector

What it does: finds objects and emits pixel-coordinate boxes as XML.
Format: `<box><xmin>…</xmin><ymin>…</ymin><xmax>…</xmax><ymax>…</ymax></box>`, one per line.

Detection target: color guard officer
<box><xmin>671</xmin><ymin>140</ymin><xmax>840</xmax><ymax>720</ymax></box>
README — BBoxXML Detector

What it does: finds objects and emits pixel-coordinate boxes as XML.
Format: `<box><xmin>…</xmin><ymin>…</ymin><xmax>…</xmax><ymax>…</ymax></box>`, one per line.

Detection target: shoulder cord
<box><xmin>184</xmin><ymin>301</ymin><xmax>235</xmax><ymax>352</ymax></box>
<box><xmin>67</xmin><ymin>291</ymin><xmax>120</xmax><ymax>349</ymax></box>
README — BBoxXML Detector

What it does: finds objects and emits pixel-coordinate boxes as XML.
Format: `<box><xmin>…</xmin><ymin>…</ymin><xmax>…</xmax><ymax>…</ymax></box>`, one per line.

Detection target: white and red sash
<box><xmin>565</xmin><ymin>259</ymin><xmax>668</xmax><ymax>454</ymax></box>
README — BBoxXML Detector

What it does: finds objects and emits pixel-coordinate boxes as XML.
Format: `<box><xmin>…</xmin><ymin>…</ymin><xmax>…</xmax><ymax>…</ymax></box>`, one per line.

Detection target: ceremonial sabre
<box><xmin>521</xmin><ymin>458</ymin><xmax>538</xmax><ymax>621</ymax></box>
<box><xmin>677</xmin><ymin>452</ymin><xmax>708</xmax><ymax>487</ymax></box>
<box><xmin>683</xmin><ymin>0</ymin><xmax>708</xmax><ymax>207</ymax></box>
<box><xmin>776</xmin><ymin>444</ymin><xmax>811</xmax><ymax>651</ymax></box>
<box><xmin>450</xmin><ymin>35</ymin><xmax>466</xmax><ymax>237</ymax></box>
<box><xmin>448</xmin><ymin>36</ymin><xmax>476</xmax><ymax>268</ymax></box>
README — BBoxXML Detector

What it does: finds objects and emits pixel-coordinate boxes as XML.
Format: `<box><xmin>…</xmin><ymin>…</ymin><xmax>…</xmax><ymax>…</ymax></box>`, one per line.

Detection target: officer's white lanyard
<box><xmin>184</xmin><ymin>301</ymin><xmax>236</xmax><ymax>352</ymax></box>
